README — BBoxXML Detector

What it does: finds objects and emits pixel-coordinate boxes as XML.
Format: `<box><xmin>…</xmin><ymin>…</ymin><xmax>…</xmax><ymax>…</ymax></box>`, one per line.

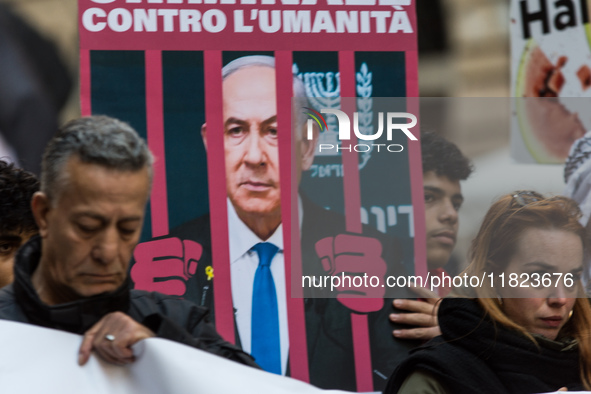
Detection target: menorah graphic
<box><xmin>294</xmin><ymin>62</ymin><xmax>374</xmax><ymax>170</ymax></box>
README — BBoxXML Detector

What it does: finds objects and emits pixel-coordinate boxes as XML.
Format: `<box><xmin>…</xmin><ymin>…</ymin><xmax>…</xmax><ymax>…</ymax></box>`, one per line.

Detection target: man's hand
<box><xmin>78</xmin><ymin>312</ymin><xmax>155</xmax><ymax>366</ymax></box>
<box><xmin>390</xmin><ymin>285</ymin><xmax>441</xmax><ymax>340</ymax></box>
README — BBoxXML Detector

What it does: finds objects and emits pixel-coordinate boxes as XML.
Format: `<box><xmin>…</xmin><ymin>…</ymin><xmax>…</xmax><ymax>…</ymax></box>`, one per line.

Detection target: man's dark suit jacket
<box><xmin>162</xmin><ymin>196</ymin><xmax>419</xmax><ymax>391</ymax></box>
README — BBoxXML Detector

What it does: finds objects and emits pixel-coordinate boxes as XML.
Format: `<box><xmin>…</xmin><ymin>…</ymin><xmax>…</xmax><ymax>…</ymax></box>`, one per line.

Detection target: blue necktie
<box><xmin>251</xmin><ymin>242</ymin><xmax>281</xmax><ymax>374</ymax></box>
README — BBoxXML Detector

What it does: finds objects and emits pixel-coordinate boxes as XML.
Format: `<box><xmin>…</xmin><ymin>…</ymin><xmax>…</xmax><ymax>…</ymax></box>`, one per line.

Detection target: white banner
<box><xmin>0</xmin><ymin>320</ymin><xmax>352</xmax><ymax>394</ymax></box>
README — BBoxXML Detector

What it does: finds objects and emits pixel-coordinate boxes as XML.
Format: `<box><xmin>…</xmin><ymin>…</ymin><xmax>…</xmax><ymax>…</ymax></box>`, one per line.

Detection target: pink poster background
<box><xmin>79</xmin><ymin>1</ymin><xmax>423</xmax><ymax>391</ymax></box>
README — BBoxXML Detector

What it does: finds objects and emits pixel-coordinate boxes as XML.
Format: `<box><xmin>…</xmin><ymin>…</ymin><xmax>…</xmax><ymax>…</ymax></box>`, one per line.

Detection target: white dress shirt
<box><xmin>227</xmin><ymin>199</ymin><xmax>289</xmax><ymax>375</ymax></box>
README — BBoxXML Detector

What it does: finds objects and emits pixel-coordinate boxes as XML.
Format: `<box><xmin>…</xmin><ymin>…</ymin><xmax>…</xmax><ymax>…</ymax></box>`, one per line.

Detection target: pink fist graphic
<box><xmin>315</xmin><ymin>234</ymin><xmax>386</xmax><ymax>313</ymax></box>
<box><xmin>131</xmin><ymin>237</ymin><xmax>202</xmax><ymax>296</ymax></box>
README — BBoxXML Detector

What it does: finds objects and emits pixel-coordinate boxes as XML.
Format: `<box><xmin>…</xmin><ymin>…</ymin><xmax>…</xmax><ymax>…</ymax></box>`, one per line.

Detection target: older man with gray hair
<box><xmin>0</xmin><ymin>115</ymin><xmax>257</xmax><ymax>367</ymax></box>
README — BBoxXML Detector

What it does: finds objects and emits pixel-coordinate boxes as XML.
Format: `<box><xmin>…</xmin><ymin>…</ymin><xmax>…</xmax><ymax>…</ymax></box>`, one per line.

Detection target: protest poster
<box><xmin>78</xmin><ymin>1</ymin><xmax>423</xmax><ymax>391</ymax></box>
<box><xmin>510</xmin><ymin>0</ymin><xmax>591</xmax><ymax>164</ymax></box>
<box><xmin>0</xmin><ymin>320</ymin><xmax>350</xmax><ymax>394</ymax></box>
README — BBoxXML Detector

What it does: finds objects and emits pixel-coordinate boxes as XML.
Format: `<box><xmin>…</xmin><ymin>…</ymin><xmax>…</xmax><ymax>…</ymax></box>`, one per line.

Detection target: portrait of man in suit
<box><xmin>132</xmin><ymin>55</ymin><xmax>418</xmax><ymax>391</ymax></box>
<box><xmin>200</xmin><ymin>56</ymin><xmax>310</xmax><ymax>377</ymax></box>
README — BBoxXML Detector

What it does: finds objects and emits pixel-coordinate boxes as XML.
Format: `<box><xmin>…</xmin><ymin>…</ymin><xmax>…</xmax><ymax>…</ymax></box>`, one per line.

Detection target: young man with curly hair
<box><xmin>420</xmin><ymin>131</ymin><xmax>473</xmax><ymax>274</ymax></box>
<box><xmin>390</xmin><ymin>131</ymin><xmax>473</xmax><ymax>340</ymax></box>
<box><xmin>0</xmin><ymin>160</ymin><xmax>39</xmax><ymax>287</ymax></box>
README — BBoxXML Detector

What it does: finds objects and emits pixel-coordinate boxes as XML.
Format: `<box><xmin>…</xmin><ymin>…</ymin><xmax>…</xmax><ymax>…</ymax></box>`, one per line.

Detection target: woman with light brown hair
<box><xmin>385</xmin><ymin>191</ymin><xmax>591</xmax><ymax>394</ymax></box>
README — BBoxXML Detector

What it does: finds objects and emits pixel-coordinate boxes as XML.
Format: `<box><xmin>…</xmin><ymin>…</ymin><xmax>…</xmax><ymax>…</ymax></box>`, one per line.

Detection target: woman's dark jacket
<box><xmin>385</xmin><ymin>298</ymin><xmax>583</xmax><ymax>394</ymax></box>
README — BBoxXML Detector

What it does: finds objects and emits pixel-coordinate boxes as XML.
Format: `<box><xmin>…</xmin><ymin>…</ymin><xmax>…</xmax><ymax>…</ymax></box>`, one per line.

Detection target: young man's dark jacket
<box><xmin>0</xmin><ymin>236</ymin><xmax>258</xmax><ymax>368</ymax></box>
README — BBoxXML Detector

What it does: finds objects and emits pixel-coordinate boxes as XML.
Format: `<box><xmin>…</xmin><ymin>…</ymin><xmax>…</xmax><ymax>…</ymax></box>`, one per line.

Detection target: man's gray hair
<box><xmin>222</xmin><ymin>55</ymin><xmax>310</xmax><ymax>129</ymax></box>
<box><xmin>222</xmin><ymin>55</ymin><xmax>276</xmax><ymax>80</ymax></box>
<box><xmin>41</xmin><ymin>115</ymin><xmax>154</xmax><ymax>201</ymax></box>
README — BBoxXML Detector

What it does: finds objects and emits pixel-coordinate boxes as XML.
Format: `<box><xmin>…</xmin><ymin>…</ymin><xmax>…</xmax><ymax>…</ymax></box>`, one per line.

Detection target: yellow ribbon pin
<box><xmin>205</xmin><ymin>266</ymin><xmax>214</xmax><ymax>281</ymax></box>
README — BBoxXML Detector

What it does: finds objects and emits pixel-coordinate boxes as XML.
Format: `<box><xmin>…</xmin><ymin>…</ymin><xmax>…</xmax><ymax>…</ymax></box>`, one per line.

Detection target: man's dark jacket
<box><xmin>163</xmin><ymin>196</ymin><xmax>418</xmax><ymax>391</ymax></box>
<box><xmin>0</xmin><ymin>236</ymin><xmax>257</xmax><ymax>368</ymax></box>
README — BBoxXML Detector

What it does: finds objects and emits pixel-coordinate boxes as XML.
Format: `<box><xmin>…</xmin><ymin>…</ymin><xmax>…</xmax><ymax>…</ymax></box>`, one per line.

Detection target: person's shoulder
<box><xmin>394</xmin><ymin>370</ymin><xmax>450</xmax><ymax>394</ymax></box>
<box><xmin>383</xmin><ymin>335</ymin><xmax>465</xmax><ymax>394</ymax></box>
<box><xmin>0</xmin><ymin>284</ymin><xmax>26</xmax><ymax>321</ymax></box>
<box><xmin>130</xmin><ymin>289</ymin><xmax>204</xmax><ymax>307</ymax></box>
<box><xmin>129</xmin><ymin>289</ymin><xmax>209</xmax><ymax>321</ymax></box>
<box><xmin>0</xmin><ymin>284</ymin><xmax>16</xmax><ymax>306</ymax></box>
